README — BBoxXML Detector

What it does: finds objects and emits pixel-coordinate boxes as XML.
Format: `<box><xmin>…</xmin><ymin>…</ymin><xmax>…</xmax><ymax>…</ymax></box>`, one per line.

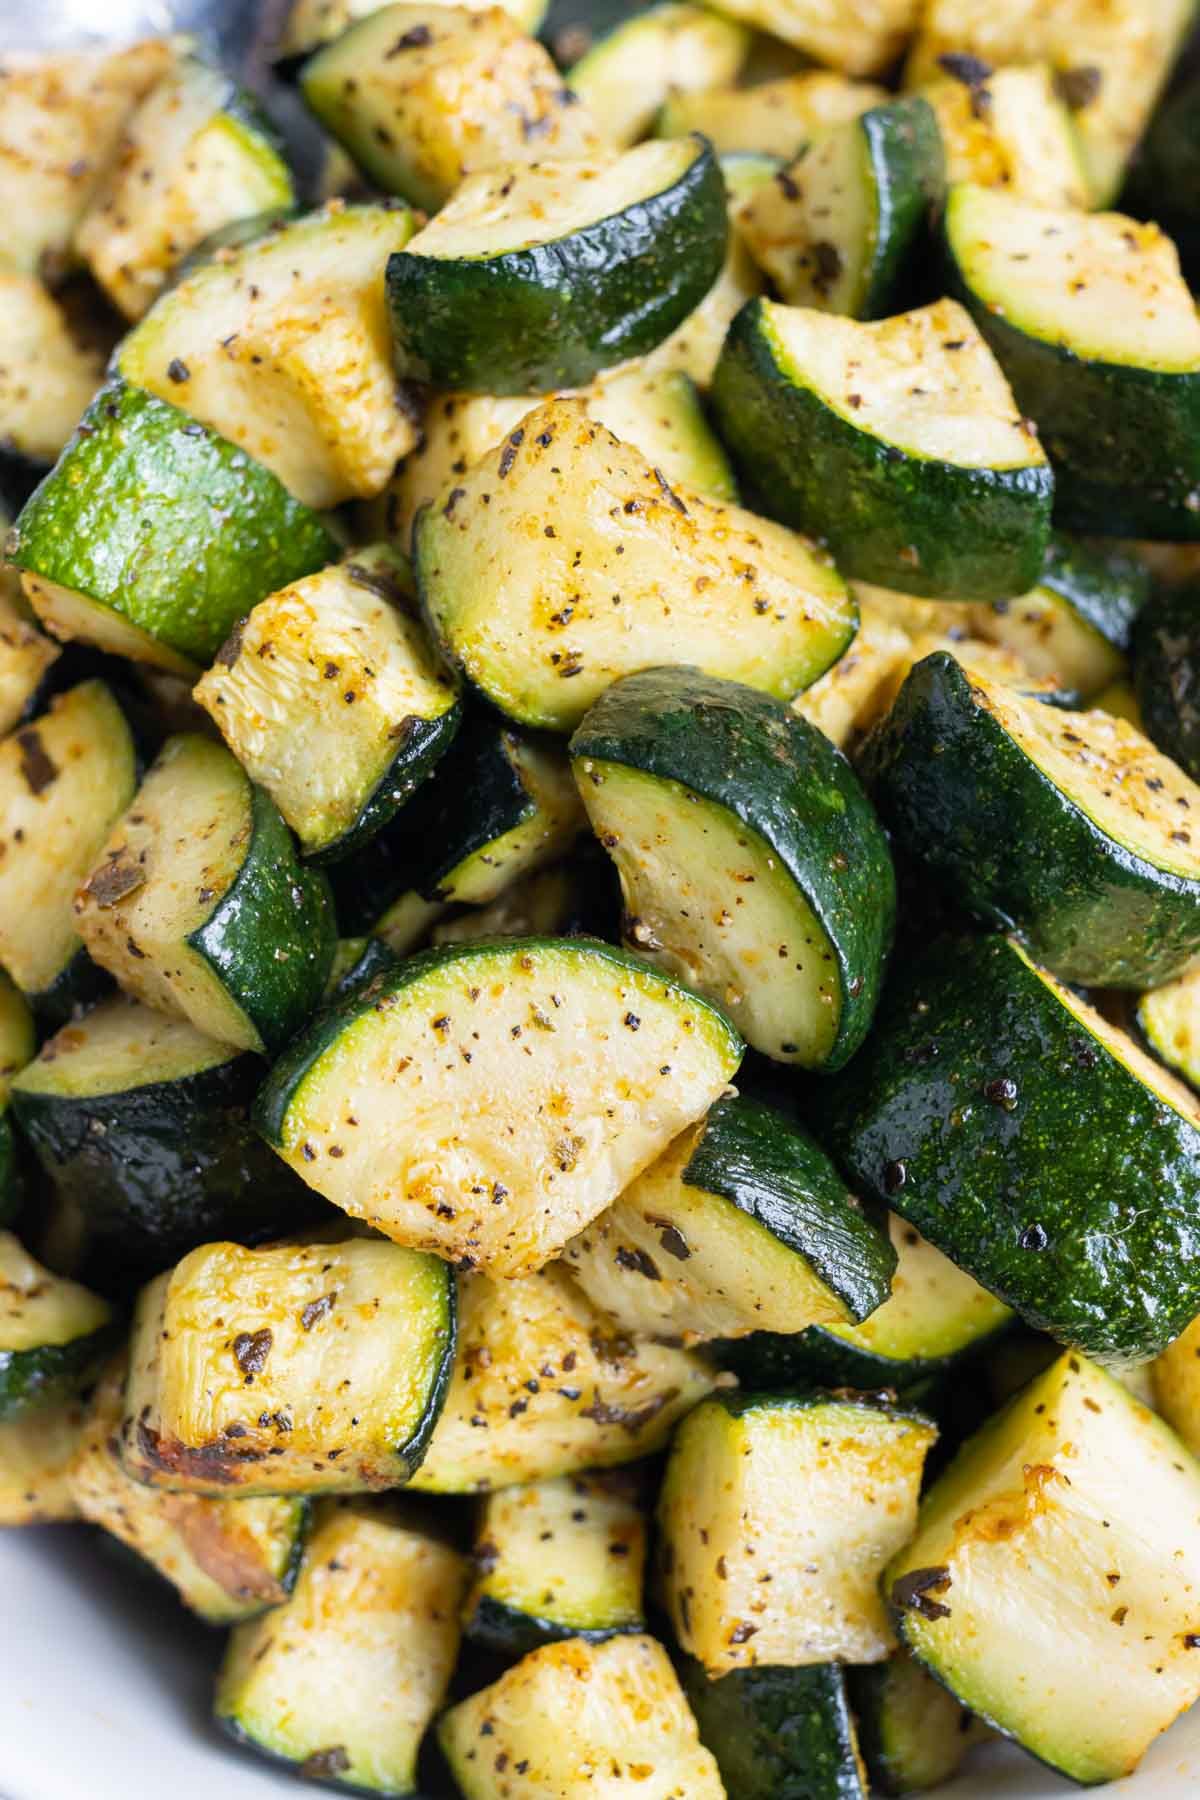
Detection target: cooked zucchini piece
<box><xmin>792</xmin><ymin>602</ymin><xmax>911</xmax><ymax>751</ymax></box>
<box><xmin>410</xmin><ymin>1265</ymin><xmax>716</xmax><ymax>1492</ymax></box>
<box><xmin>1139</xmin><ymin>964</ymin><xmax>1200</xmax><ymax>1094</ymax></box>
<box><xmin>888</xmin><ymin>1350</ymin><xmax>1200</xmax><ymax>1784</ymax></box>
<box><xmin>1133</xmin><ymin>583</ymin><xmax>1200</xmax><ymax>780</ymax></box>
<box><xmin>281</xmin><ymin>0</ymin><xmax>549</xmax><ymax>57</ymax></box>
<box><xmin>660</xmin><ymin>1391</ymin><xmax>936</xmax><ymax>1673</ymax></box>
<box><xmin>659</xmin><ymin>72</ymin><xmax>887</xmax><ymax>159</ymax></box>
<box><xmin>325</xmin><ymin>934</ymin><xmax>398</xmax><ymax>1004</ymax></box>
<box><xmin>640</xmin><ymin>230</ymin><xmax>763</xmax><ymax>389</ymax></box>
<box><xmin>945</xmin><ymin>185</ymin><xmax>1200</xmax><ymax>538</ymax></box>
<box><xmin>907</xmin><ymin>0</ymin><xmax>1194</xmax><ymax>202</ymax></box>
<box><xmin>76</xmin><ymin>735</ymin><xmax>335</xmax><ymax>1055</ymax></box>
<box><xmin>441</xmin><ymin>1634</ymin><xmax>725</xmax><ymax>1798</ymax></box>
<box><xmin>825</xmin><ymin>931</ymin><xmax>1200</xmax><ymax>1360</ymax></box>
<box><xmin>573</xmin><ymin>668</ymin><xmax>894</xmax><ymax>1067</ymax></box>
<box><xmin>682</xmin><ymin>1659</ymin><xmax>869</xmax><ymax>1800</ymax></box>
<box><xmin>1152</xmin><ymin>1311</ymin><xmax>1200</xmax><ymax>1455</ymax></box>
<box><xmin>851</xmin><ymin>1652</ymin><xmax>991</xmax><ymax>1797</ymax></box>
<box><xmin>0</xmin><ymin>680</ymin><xmax>136</xmax><ymax>998</ymax></box>
<box><xmin>72</xmin><ymin>1357</ymin><xmax>307</xmax><ymax>1623</ymax></box>
<box><xmin>10</xmin><ymin>997</ymin><xmax>319</xmax><ymax>1289</ymax></box>
<box><xmin>463</xmin><ymin>1472</ymin><xmax>646</xmax><ymax>1652</ymax></box>
<box><xmin>256</xmin><ymin>935</ymin><xmax>741</xmax><ymax>1276</ymax></box>
<box><xmin>119</xmin><ymin>1235</ymin><xmax>455</xmax><ymax>1496</ymax></box>
<box><xmin>431</xmin><ymin>863</ymin><xmax>579</xmax><ymax>946</ymax></box>
<box><xmin>713</xmin><ymin>297</ymin><xmax>1052</xmax><ymax>602</ymax></box>
<box><xmin>864</xmin><ymin>653</ymin><xmax>1200</xmax><ymax>987</ymax></box>
<box><xmin>0</xmin><ymin>1230</ymin><xmax>113</xmax><ymax>1418</ymax></box>
<box><xmin>193</xmin><ymin>546</ymin><xmax>462</xmax><ymax>864</ymax></box>
<box><xmin>701</xmin><ymin>0</ymin><xmax>914</xmax><ymax>76</ymax></box>
<box><xmin>563</xmin><ymin>1094</ymin><xmax>895</xmax><ymax>1342</ymax></box>
<box><xmin>0</xmin><ymin>42</ymin><xmax>172</xmax><ymax>278</ymax></box>
<box><xmin>119</xmin><ymin>202</ymin><xmax>420</xmax><ymax>508</ymax></box>
<box><xmin>332</xmin><ymin>713</ymin><xmax>583</xmax><ymax>944</ymax></box>
<box><xmin>0</xmin><ymin>1389</ymin><xmax>87</xmax><ymax>1525</ymax></box>
<box><xmin>303</xmin><ymin>4</ymin><xmax>601</xmax><ymax>209</ymax></box>
<box><xmin>0</xmin><ymin>270</ymin><xmax>104</xmax><ymax>465</ymax></box>
<box><xmin>217</xmin><ymin>1498</ymin><xmax>467</xmax><ymax>1795</ymax></box>
<box><xmin>566</xmin><ymin>3</ymin><xmax>747</xmax><ymax>148</ymax></box>
<box><xmin>76</xmin><ymin>58</ymin><xmax>294</xmax><ymax>321</ymax></box>
<box><xmin>0</xmin><ymin>582</ymin><xmax>59</xmax><ymax>738</ymax></box>
<box><xmin>387</xmin><ymin>138</ymin><xmax>727</xmax><ymax>393</ymax></box>
<box><xmin>11</xmin><ymin>382</ymin><xmax>339</xmax><ymax>674</ymax></box>
<box><xmin>919</xmin><ymin>63</ymin><xmax>1089</xmax><ymax>211</ymax></box>
<box><xmin>735</xmin><ymin>99</ymin><xmax>943</xmax><ymax>318</ymax></box>
<box><xmin>416</xmin><ymin>398</ymin><xmax>853</xmax><ymax>733</ymax></box>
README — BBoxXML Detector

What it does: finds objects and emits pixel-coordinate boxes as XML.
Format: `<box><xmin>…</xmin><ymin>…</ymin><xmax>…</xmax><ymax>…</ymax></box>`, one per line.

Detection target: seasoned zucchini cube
<box><xmin>0</xmin><ymin>1230</ymin><xmax>114</xmax><ymax>1419</ymax></box>
<box><xmin>918</xmin><ymin>63</ymin><xmax>1089</xmax><ymax>210</ymax></box>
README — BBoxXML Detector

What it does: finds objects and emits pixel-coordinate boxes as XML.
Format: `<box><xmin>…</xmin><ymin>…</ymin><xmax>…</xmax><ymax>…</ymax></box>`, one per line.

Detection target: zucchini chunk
<box><xmin>386</xmin><ymin>138</ymin><xmax>727</xmax><ymax>393</ymax></box>
<box><xmin>0</xmin><ymin>271</ymin><xmax>104</xmax><ymax>464</ymax></box>
<box><xmin>792</xmin><ymin>602</ymin><xmax>911</xmax><ymax>751</ymax></box>
<box><xmin>1152</xmin><ymin>1312</ymin><xmax>1200</xmax><ymax>1456</ymax></box>
<box><xmin>281</xmin><ymin>0</ymin><xmax>549</xmax><ymax>57</ymax></box>
<box><xmin>119</xmin><ymin>203</ymin><xmax>420</xmax><ymax>508</ymax></box>
<box><xmin>944</xmin><ymin>185</ymin><xmax>1200</xmax><ymax>538</ymax></box>
<box><xmin>11</xmin><ymin>383</ymin><xmax>339</xmax><ymax>674</ymax></box>
<box><xmin>217</xmin><ymin>1498</ymin><xmax>467</xmax><ymax>1795</ymax></box>
<box><xmin>463</xmin><ymin>1471</ymin><xmax>646</xmax><ymax>1652</ymax></box>
<box><xmin>851</xmin><ymin>1652</ymin><xmax>991</xmax><ymax>1797</ymax></box>
<box><xmin>659</xmin><ymin>1391</ymin><xmax>936</xmax><ymax>1674</ymax></box>
<box><xmin>864</xmin><ymin>652</ymin><xmax>1200</xmax><ymax>987</ymax></box>
<box><xmin>76</xmin><ymin>58</ymin><xmax>294</xmax><ymax>321</ymax></box>
<box><xmin>193</xmin><ymin>546</ymin><xmax>462</xmax><ymax>864</ymax></box>
<box><xmin>11</xmin><ymin>997</ymin><xmax>319</xmax><ymax>1289</ymax></box>
<box><xmin>0</xmin><ymin>582</ymin><xmax>60</xmax><ymax>738</ymax></box>
<box><xmin>734</xmin><ymin>98</ymin><xmax>944</xmax><ymax>318</ymax></box>
<box><xmin>682</xmin><ymin>1659</ymin><xmax>869</xmax><ymax>1800</ymax></box>
<box><xmin>566</xmin><ymin>3</ymin><xmax>747</xmax><ymax>148</ymax></box>
<box><xmin>698</xmin><ymin>0</ymin><xmax>914</xmax><ymax>77</ymax></box>
<box><xmin>410</xmin><ymin>1265</ymin><xmax>716</xmax><ymax>1492</ymax></box>
<box><xmin>71</xmin><ymin>1357</ymin><xmax>308</xmax><ymax>1623</ymax></box>
<box><xmin>417</xmin><ymin>398</ymin><xmax>853</xmax><ymax>733</ymax></box>
<box><xmin>441</xmin><ymin>1634</ymin><xmax>725</xmax><ymax>1799</ymax></box>
<box><xmin>0</xmin><ymin>680</ymin><xmax>136</xmax><ymax>999</ymax></box>
<box><xmin>1134</xmin><ymin>584</ymin><xmax>1200</xmax><ymax>779</ymax></box>
<box><xmin>119</xmin><ymin>1235</ymin><xmax>456</xmax><ymax>1496</ymax></box>
<box><xmin>302</xmin><ymin>4</ymin><xmax>601</xmax><ymax>210</ymax></box>
<box><xmin>76</xmin><ymin>735</ymin><xmax>335</xmax><ymax>1055</ymax></box>
<box><xmin>888</xmin><ymin>1351</ymin><xmax>1200</xmax><ymax>1784</ymax></box>
<box><xmin>1139</xmin><ymin>964</ymin><xmax>1200</xmax><ymax>1095</ymax></box>
<box><xmin>430</xmin><ymin>862</ymin><xmax>582</xmax><ymax>946</ymax></box>
<box><xmin>0</xmin><ymin>42</ymin><xmax>172</xmax><ymax>278</ymax></box>
<box><xmin>824</xmin><ymin>931</ymin><xmax>1200</xmax><ymax>1360</ymax></box>
<box><xmin>255</xmin><ymin>935</ymin><xmax>741</xmax><ymax>1276</ymax></box>
<box><xmin>0</xmin><ymin>1390</ymin><xmax>87</xmax><ymax>1525</ymax></box>
<box><xmin>713</xmin><ymin>297</ymin><xmax>1052</xmax><ymax>602</ymax></box>
<box><xmin>0</xmin><ymin>1230</ymin><xmax>113</xmax><ymax>1418</ymax></box>
<box><xmin>563</xmin><ymin>1094</ymin><xmax>895</xmax><ymax>1342</ymax></box>
<box><xmin>573</xmin><ymin>668</ymin><xmax>894</xmax><ymax>1067</ymax></box>
<box><xmin>658</xmin><ymin>71</ymin><xmax>887</xmax><ymax>158</ymax></box>
<box><xmin>330</xmin><ymin>710</ymin><xmax>582</xmax><ymax>941</ymax></box>
<box><xmin>919</xmin><ymin>62</ymin><xmax>1089</xmax><ymax>211</ymax></box>
<box><xmin>0</xmin><ymin>970</ymin><xmax>34</xmax><ymax>1225</ymax></box>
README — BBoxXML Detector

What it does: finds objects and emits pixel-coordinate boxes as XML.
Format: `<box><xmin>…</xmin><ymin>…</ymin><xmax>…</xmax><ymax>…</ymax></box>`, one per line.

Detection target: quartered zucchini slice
<box><xmin>682</xmin><ymin>1659</ymin><xmax>869</xmax><ymax>1800</ymax></box>
<box><xmin>945</xmin><ymin>185</ymin><xmax>1200</xmax><ymax>538</ymax></box>
<box><xmin>0</xmin><ymin>1389</ymin><xmax>87</xmax><ymax>1525</ymax></box>
<box><xmin>416</xmin><ymin>398</ymin><xmax>854</xmax><ymax>734</ymax></box>
<box><xmin>703</xmin><ymin>0</ymin><xmax>914</xmax><ymax>77</ymax></box>
<box><xmin>563</xmin><ymin>1094</ymin><xmax>895</xmax><ymax>1342</ymax></box>
<box><xmin>659</xmin><ymin>1391</ymin><xmax>936</xmax><ymax>1674</ymax></box>
<box><xmin>11</xmin><ymin>383</ymin><xmax>338</xmax><ymax>674</ymax></box>
<box><xmin>280</xmin><ymin>0</ymin><xmax>549</xmax><ymax>57</ymax></box>
<box><xmin>463</xmin><ymin>1471</ymin><xmax>646</xmax><ymax>1653</ymax></box>
<box><xmin>0</xmin><ymin>1231</ymin><xmax>113</xmax><ymax>1418</ymax></box>
<box><xmin>410</xmin><ymin>1265</ymin><xmax>716</xmax><ymax>1492</ymax></box>
<box><xmin>565</xmin><ymin>3</ymin><xmax>747</xmax><ymax>148</ymax></box>
<box><xmin>119</xmin><ymin>203</ymin><xmax>420</xmax><ymax>508</ymax></box>
<box><xmin>825</xmin><ymin>931</ymin><xmax>1200</xmax><ymax>1360</ymax></box>
<box><xmin>255</xmin><ymin>936</ymin><xmax>741</xmax><ymax>1276</ymax></box>
<box><xmin>76</xmin><ymin>58</ymin><xmax>294</xmax><ymax>321</ymax></box>
<box><xmin>0</xmin><ymin>271</ymin><xmax>105</xmax><ymax>465</ymax></box>
<box><xmin>194</xmin><ymin>546</ymin><xmax>462</xmax><ymax>864</ymax></box>
<box><xmin>1134</xmin><ymin>583</ymin><xmax>1200</xmax><ymax>780</ymax></box>
<box><xmin>303</xmin><ymin>4</ymin><xmax>601</xmax><ymax>209</ymax></box>
<box><xmin>572</xmin><ymin>668</ymin><xmax>894</xmax><ymax>1068</ymax></box>
<box><xmin>386</xmin><ymin>137</ymin><xmax>728</xmax><ymax>393</ymax></box>
<box><xmin>440</xmin><ymin>1635</ymin><xmax>726</xmax><ymax>1799</ymax></box>
<box><xmin>1139</xmin><ymin>963</ymin><xmax>1200</xmax><ymax>1094</ymax></box>
<box><xmin>865</xmin><ymin>652</ymin><xmax>1200</xmax><ymax>987</ymax></box>
<box><xmin>851</xmin><ymin>1651</ymin><xmax>991</xmax><ymax>1797</ymax></box>
<box><xmin>0</xmin><ymin>680</ymin><xmax>136</xmax><ymax>1000</ymax></box>
<box><xmin>918</xmin><ymin>62</ymin><xmax>1089</xmax><ymax>211</ymax></box>
<box><xmin>735</xmin><ymin>98</ymin><xmax>943</xmax><ymax>317</ymax></box>
<box><xmin>217</xmin><ymin>1498</ymin><xmax>467</xmax><ymax>1796</ymax></box>
<box><xmin>658</xmin><ymin>71</ymin><xmax>887</xmax><ymax>158</ymax></box>
<box><xmin>712</xmin><ymin>297</ymin><xmax>1052</xmax><ymax>602</ymax></box>
<box><xmin>888</xmin><ymin>1351</ymin><xmax>1200</xmax><ymax>1785</ymax></box>
<box><xmin>71</xmin><ymin>1357</ymin><xmax>308</xmax><ymax>1624</ymax></box>
<box><xmin>119</xmin><ymin>1235</ymin><xmax>456</xmax><ymax>1496</ymax></box>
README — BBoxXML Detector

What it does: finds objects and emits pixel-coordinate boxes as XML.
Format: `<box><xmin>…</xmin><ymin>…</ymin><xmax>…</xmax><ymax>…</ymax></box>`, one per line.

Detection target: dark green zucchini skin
<box><xmin>1133</xmin><ymin>584</ymin><xmax>1200</xmax><ymax>779</ymax></box>
<box><xmin>326</xmin><ymin>936</ymin><xmax>401</xmax><ymax>1005</ymax></box>
<box><xmin>684</xmin><ymin>1096</ymin><xmax>895</xmax><ymax>1322</ymax></box>
<box><xmin>309</xmin><ymin>704</ymin><xmax>463</xmax><ymax>869</ymax></box>
<box><xmin>541</xmin><ymin>0</ymin><xmax>648</xmax><ymax>64</ymax></box>
<box><xmin>714</xmin><ymin>1317</ymin><xmax>1006</xmax><ymax>1396</ymax></box>
<box><xmin>710</xmin><ymin>298</ymin><xmax>1053</xmax><ymax>602</ymax></box>
<box><xmin>570</xmin><ymin>667</ymin><xmax>896</xmax><ymax>1072</ymax></box>
<box><xmin>858</xmin><ymin>98</ymin><xmax>945</xmax><ymax>319</ymax></box>
<box><xmin>863</xmin><ymin>651</ymin><xmax>1200</xmax><ymax>988</ymax></box>
<box><xmin>466</xmin><ymin>1594</ymin><xmax>640</xmax><ymax>1657</ymax></box>
<box><xmin>1040</xmin><ymin>532</ymin><xmax>1149</xmax><ymax>650</ymax></box>
<box><xmin>680</xmin><ymin>1657</ymin><xmax>867</xmax><ymax>1799</ymax></box>
<box><xmin>822</xmin><ymin>931</ymin><xmax>1200</xmax><ymax>1360</ymax></box>
<box><xmin>216</xmin><ymin>1714</ymin><xmax>450</xmax><ymax>1800</ymax></box>
<box><xmin>190</xmin><ymin>783</ymin><xmax>336</xmax><ymax>1054</ymax></box>
<box><xmin>386</xmin><ymin>139</ymin><xmax>728</xmax><ymax>393</ymax></box>
<box><xmin>1122</xmin><ymin>76</ymin><xmax>1200</xmax><ymax>282</ymax></box>
<box><xmin>24</xmin><ymin>947</ymin><xmax>115</xmax><ymax>1030</ymax></box>
<box><xmin>0</xmin><ymin>1328</ymin><xmax>115</xmax><ymax>1418</ymax></box>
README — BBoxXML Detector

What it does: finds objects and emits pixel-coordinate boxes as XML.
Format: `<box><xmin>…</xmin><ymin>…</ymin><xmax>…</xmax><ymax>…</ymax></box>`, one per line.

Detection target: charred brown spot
<box><xmin>232</xmin><ymin>1329</ymin><xmax>273</xmax><ymax>1378</ymax></box>
<box><xmin>299</xmin><ymin>1747</ymin><xmax>351</xmax><ymax>1780</ymax></box>
<box><xmin>166</xmin><ymin>357</ymin><xmax>190</xmax><ymax>383</ymax></box>
<box><xmin>300</xmin><ymin>1293</ymin><xmax>336</xmax><ymax>1333</ymax></box>
<box><xmin>16</xmin><ymin>728</ymin><xmax>58</xmax><ymax>796</ymax></box>
<box><xmin>892</xmin><ymin>1565</ymin><xmax>953</xmax><ymax>1621</ymax></box>
<box><xmin>215</xmin><ymin>620</ymin><xmax>245</xmax><ymax>668</ymax></box>
<box><xmin>580</xmin><ymin>1389</ymin><xmax>676</xmax><ymax>1434</ymax></box>
<box><xmin>84</xmin><ymin>850</ymin><xmax>146</xmax><ymax>908</ymax></box>
<box><xmin>1054</xmin><ymin>65</ymin><xmax>1102</xmax><ymax>111</ymax></box>
<box><xmin>615</xmin><ymin>1246</ymin><xmax>661</xmax><ymax>1281</ymax></box>
<box><xmin>346</xmin><ymin>561</ymin><xmax>408</xmax><ymax>607</ymax></box>
<box><xmin>386</xmin><ymin>23</ymin><xmax>432</xmax><ymax>52</ymax></box>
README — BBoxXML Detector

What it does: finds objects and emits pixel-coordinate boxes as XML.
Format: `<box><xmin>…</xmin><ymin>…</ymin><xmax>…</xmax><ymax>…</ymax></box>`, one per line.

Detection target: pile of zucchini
<box><xmin>6</xmin><ymin>1</ymin><xmax>1200</xmax><ymax>1795</ymax></box>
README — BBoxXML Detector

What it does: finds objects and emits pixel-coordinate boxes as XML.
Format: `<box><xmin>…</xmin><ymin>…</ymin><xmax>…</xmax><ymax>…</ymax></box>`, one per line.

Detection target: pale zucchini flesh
<box><xmin>280</xmin><ymin>0</ymin><xmax>548</xmax><ymax>57</ymax></box>
<box><xmin>566</xmin><ymin>3</ymin><xmax>748</xmax><ymax>148</ymax></box>
<box><xmin>735</xmin><ymin>119</ymin><xmax>875</xmax><ymax>312</ymax></box>
<box><xmin>658</xmin><ymin>71</ymin><xmax>888</xmax><ymax>158</ymax></box>
<box><xmin>1152</xmin><ymin>1310</ymin><xmax>1200</xmax><ymax>1456</ymax></box>
<box><xmin>823</xmin><ymin>1214</ymin><xmax>1012</xmax><ymax>1367</ymax></box>
<box><xmin>0</xmin><ymin>1391</ymin><xmax>87</xmax><ymax>1525</ymax></box>
<box><xmin>0</xmin><ymin>586</ymin><xmax>60</xmax><ymax>738</ymax></box>
<box><xmin>1139</xmin><ymin>963</ymin><xmax>1200</xmax><ymax>1093</ymax></box>
<box><xmin>702</xmin><ymin>0</ymin><xmax>916</xmax><ymax>76</ymax></box>
<box><xmin>0</xmin><ymin>270</ymin><xmax>105</xmax><ymax>462</ymax></box>
<box><xmin>920</xmin><ymin>63</ymin><xmax>1089</xmax><ymax>210</ymax></box>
